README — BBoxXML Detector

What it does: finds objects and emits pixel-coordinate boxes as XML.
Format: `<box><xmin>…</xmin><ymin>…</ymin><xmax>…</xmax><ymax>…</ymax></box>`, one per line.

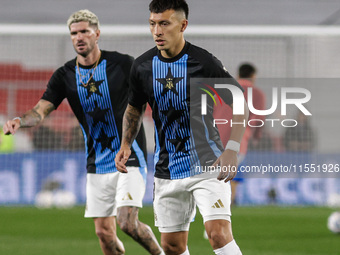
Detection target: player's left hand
<box><xmin>115</xmin><ymin>146</ymin><xmax>131</xmax><ymax>173</ymax></box>
<box><xmin>212</xmin><ymin>149</ymin><xmax>238</xmax><ymax>182</ymax></box>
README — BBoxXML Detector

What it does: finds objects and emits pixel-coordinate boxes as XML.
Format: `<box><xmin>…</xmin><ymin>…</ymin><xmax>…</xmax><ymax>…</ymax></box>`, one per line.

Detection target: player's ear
<box><xmin>96</xmin><ymin>29</ymin><xmax>100</xmax><ymax>37</ymax></box>
<box><xmin>180</xmin><ymin>19</ymin><xmax>188</xmax><ymax>32</ymax></box>
<box><xmin>95</xmin><ymin>29</ymin><xmax>100</xmax><ymax>43</ymax></box>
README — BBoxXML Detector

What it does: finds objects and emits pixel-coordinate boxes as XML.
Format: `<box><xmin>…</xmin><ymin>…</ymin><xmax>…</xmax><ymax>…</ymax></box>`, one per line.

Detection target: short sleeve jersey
<box><xmin>42</xmin><ymin>50</ymin><xmax>147</xmax><ymax>174</ymax></box>
<box><xmin>129</xmin><ymin>42</ymin><xmax>242</xmax><ymax>180</ymax></box>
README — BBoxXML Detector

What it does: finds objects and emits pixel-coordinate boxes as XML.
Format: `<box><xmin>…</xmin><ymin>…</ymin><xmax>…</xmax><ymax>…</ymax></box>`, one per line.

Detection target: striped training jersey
<box><xmin>129</xmin><ymin>41</ymin><xmax>242</xmax><ymax>180</ymax></box>
<box><xmin>42</xmin><ymin>50</ymin><xmax>147</xmax><ymax>174</ymax></box>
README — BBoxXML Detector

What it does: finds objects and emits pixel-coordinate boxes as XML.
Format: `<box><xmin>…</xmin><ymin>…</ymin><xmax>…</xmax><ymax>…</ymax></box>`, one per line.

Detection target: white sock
<box><xmin>179</xmin><ymin>247</ymin><xmax>190</xmax><ymax>255</ymax></box>
<box><xmin>214</xmin><ymin>240</ymin><xmax>242</xmax><ymax>255</ymax></box>
<box><xmin>158</xmin><ymin>251</ymin><xmax>166</xmax><ymax>255</ymax></box>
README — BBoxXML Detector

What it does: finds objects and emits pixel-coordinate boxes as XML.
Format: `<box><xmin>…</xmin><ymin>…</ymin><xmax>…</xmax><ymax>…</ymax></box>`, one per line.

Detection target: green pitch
<box><xmin>0</xmin><ymin>206</ymin><xmax>338</xmax><ymax>255</ymax></box>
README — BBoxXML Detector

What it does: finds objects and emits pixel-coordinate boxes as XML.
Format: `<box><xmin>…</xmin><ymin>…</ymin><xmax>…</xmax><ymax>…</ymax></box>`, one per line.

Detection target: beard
<box><xmin>74</xmin><ymin>42</ymin><xmax>95</xmax><ymax>58</ymax></box>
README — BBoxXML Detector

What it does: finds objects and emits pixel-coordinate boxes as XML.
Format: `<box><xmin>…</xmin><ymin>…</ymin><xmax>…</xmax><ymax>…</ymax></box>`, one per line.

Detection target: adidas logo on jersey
<box><xmin>122</xmin><ymin>192</ymin><xmax>133</xmax><ymax>201</ymax></box>
<box><xmin>212</xmin><ymin>199</ymin><xmax>225</xmax><ymax>208</ymax></box>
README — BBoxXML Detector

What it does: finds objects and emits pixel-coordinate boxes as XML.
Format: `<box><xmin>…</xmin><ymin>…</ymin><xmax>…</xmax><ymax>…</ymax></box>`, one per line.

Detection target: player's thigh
<box><xmin>193</xmin><ymin>175</ymin><xmax>232</xmax><ymax>223</ymax></box>
<box><xmin>154</xmin><ymin>177</ymin><xmax>196</xmax><ymax>230</ymax></box>
<box><xmin>85</xmin><ymin>172</ymin><xmax>119</xmax><ymax>218</ymax></box>
<box><xmin>115</xmin><ymin>167</ymin><xmax>146</xmax><ymax>210</ymax></box>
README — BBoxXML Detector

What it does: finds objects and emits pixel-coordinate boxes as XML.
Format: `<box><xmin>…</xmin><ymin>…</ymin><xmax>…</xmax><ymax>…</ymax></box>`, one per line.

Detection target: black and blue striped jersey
<box><xmin>129</xmin><ymin>42</ymin><xmax>242</xmax><ymax>180</ymax></box>
<box><xmin>42</xmin><ymin>50</ymin><xmax>147</xmax><ymax>175</ymax></box>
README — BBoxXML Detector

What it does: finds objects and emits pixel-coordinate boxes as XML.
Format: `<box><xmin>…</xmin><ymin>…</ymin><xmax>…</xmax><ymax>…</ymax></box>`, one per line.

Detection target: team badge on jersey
<box><xmin>156</xmin><ymin>66</ymin><xmax>183</xmax><ymax>96</ymax></box>
<box><xmin>89</xmin><ymin>83</ymin><xmax>97</xmax><ymax>93</ymax></box>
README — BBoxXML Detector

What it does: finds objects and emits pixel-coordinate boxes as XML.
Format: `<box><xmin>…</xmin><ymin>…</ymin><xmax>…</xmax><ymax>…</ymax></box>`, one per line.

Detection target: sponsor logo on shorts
<box><xmin>212</xmin><ymin>199</ymin><xmax>225</xmax><ymax>208</ymax></box>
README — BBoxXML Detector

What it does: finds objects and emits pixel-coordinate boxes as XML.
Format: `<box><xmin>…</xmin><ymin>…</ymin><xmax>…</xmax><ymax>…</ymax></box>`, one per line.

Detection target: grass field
<box><xmin>0</xmin><ymin>206</ymin><xmax>339</xmax><ymax>255</ymax></box>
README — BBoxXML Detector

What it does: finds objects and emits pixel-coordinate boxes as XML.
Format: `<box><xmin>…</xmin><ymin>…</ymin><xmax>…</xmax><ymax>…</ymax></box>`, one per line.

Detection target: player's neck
<box><xmin>77</xmin><ymin>48</ymin><xmax>101</xmax><ymax>66</ymax></box>
<box><xmin>160</xmin><ymin>39</ymin><xmax>186</xmax><ymax>59</ymax></box>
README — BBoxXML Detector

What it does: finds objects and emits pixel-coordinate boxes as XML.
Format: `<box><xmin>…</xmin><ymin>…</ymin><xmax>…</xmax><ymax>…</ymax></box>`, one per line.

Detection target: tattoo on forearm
<box><xmin>43</xmin><ymin>103</ymin><xmax>55</xmax><ymax>117</ymax></box>
<box><xmin>122</xmin><ymin>104</ymin><xmax>145</xmax><ymax>146</ymax></box>
<box><xmin>20</xmin><ymin>109</ymin><xmax>42</xmax><ymax>127</ymax></box>
<box><xmin>20</xmin><ymin>102</ymin><xmax>55</xmax><ymax>128</ymax></box>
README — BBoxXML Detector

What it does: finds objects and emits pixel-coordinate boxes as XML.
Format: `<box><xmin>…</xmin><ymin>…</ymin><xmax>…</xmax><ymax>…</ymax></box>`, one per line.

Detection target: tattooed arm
<box><xmin>3</xmin><ymin>99</ymin><xmax>55</xmax><ymax>135</ymax></box>
<box><xmin>115</xmin><ymin>103</ymin><xmax>146</xmax><ymax>173</ymax></box>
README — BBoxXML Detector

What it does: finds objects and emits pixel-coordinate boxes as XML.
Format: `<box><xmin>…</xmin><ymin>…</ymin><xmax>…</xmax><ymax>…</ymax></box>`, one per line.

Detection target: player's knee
<box><xmin>116</xmin><ymin>206</ymin><xmax>140</xmax><ymax>236</ymax></box>
<box><xmin>95</xmin><ymin>226</ymin><xmax>114</xmax><ymax>242</ymax></box>
<box><xmin>117</xmin><ymin>215</ymin><xmax>137</xmax><ymax>236</ymax></box>
<box><xmin>118</xmin><ymin>220</ymin><xmax>135</xmax><ymax>235</ymax></box>
<box><xmin>208</xmin><ymin>229</ymin><xmax>229</xmax><ymax>248</ymax></box>
<box><xmin>161</xmin><ymin>240</ymin><xmax>186</xmax><ymax>255</ymax></box>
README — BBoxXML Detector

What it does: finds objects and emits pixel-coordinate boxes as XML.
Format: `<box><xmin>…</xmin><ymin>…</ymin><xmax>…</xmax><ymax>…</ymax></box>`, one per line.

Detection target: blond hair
<box><xmin>67</xmin><ymin>9</ymin><xmax>100</xmax><ymax>30</ymax></box>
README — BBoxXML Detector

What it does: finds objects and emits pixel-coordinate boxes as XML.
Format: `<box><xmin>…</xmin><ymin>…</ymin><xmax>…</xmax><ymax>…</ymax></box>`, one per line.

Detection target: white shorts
<box><xmin>84</xmin><ymin>167</ymin><xmax>146</xmax><ymax>218</ymax></box>
<box><xmin>154</xmin><ymin>172</ymin><xmax>231</xmax><ymax>233</ymax></box>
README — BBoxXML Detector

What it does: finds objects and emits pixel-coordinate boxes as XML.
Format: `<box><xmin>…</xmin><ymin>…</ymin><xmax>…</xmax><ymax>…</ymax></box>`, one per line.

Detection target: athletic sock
<box><xmin>179</xmin><ymin>247</ymin><xmax>190</xmax><ymax>255</ymax></box>
<box><xmin>213</xmin><ymin>240</ymin><xmax>242</xmax><ymax>255</ymax></box>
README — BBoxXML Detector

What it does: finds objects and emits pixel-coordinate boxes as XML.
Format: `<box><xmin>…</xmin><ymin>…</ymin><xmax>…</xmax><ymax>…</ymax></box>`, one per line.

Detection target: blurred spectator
<box><xmin>248</xmin><ymin>129</ymin><xmax>273</xmax><ymax>151</ymax></box>
<box><xmin>264</xmin><ymin>110</ymin><xmax>285</xmax><ymax>152</ymax></box>
<box><xmin>213</xmin><ymin>62</ymin><xmax>266</xmax><ymax>204</ymax></box>
<box><xmin>31</xmin><ymin>113</ymin><xmax>86</xmax><ymax>151</ymax></box>
<box><xmin>66</xmin><ymin>125</ymin><xmax>85</xmax><ymax>151</ymax></box>
<box><xmin>283</xmin><ymin>111</ymin><xmax>315</xmax><ymax>152</ymax></box>
<box><xmin>60</xmin><ymin>113</ymin><xmax>85</xmax><ymax>151</ymax></box>
<box><xmin>32</xmin><ymin>117</ymin><xmax>64</xmax><ymax>150</ymax></box>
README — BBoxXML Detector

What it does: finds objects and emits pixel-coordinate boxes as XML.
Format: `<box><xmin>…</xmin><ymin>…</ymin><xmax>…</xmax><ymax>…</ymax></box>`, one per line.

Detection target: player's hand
<box><xmin>212</xmin><ymin>149</ymin><xmax>238</xmax><ymax>183</ymax></box>
<box><xmin>115</xmin><ymin>146</ymin><xmax>131</xmax><ymax>173</ymax></box>
<box><xmin>3</xmin><ymin>119</ymin><xmax>21</xmax><ymax>135</ymax></box>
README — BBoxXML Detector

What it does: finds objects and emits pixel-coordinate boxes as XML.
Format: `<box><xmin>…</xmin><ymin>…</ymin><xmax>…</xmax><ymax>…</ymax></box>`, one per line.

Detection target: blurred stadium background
<box><xmin>0</xmin><ymin>0</ymin><xmax>340</xmax><ymax>254</ymax></box>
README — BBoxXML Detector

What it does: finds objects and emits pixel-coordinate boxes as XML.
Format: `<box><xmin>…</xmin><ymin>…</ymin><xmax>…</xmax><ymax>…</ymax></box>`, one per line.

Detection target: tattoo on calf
<box><xmin>117</xmin><ymin>207</ymin><xmax>162</xmax><ymax>254</ymax></box>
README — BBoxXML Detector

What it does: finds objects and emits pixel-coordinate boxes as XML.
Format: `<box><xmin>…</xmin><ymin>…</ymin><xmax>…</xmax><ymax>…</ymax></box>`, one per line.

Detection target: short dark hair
<box><xmin>149</xmin><ymin>0</ymin><xmax>189</xmax><ymax>19</ymax></box>
<box><xmin>238</xmin><ymin>63</ymin><xmax>257</xmax><ymax>78</ymax></box>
